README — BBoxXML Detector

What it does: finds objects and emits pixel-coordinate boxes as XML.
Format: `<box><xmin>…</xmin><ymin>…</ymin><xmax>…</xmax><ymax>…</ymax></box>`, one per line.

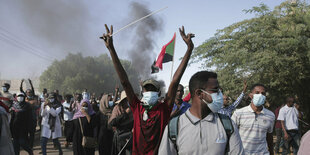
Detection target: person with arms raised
<box><xmin>101</xmin><ymin>25</ymin><xmax>194</xmax><ymax>155</ymax></box>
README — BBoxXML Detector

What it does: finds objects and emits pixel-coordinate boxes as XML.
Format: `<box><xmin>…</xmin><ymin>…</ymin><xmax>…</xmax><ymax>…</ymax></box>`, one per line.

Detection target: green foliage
<box><xmin>192</xmin><ymin>1</ymin><xmax>310</xmax><ymax>119</ymax></box>
<box><xmin>39</xmin><ymin>53</ymin><xmax>140</xmax><ymax>95</ymax></box>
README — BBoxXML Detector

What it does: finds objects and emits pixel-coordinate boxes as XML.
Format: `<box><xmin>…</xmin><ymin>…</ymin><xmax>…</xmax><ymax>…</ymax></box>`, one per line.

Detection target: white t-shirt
<box><xmin>277</xmin><ymin>105</ymin><xmax>299</xmax><ymax>130</ymax></box>
<box><xmin>63</xmin><ymin>101</ymin><xmax>74</xmax><ymax>121</ymax></box>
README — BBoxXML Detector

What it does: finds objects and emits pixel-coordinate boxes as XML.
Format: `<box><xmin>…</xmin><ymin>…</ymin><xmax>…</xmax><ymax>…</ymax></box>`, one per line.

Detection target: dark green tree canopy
<box><xmin>192</xmin><ymin>2</ymin><xmax>310</xmax><ymax>121</ymax></box>
<box><xmin>39</xmin><ymin>53</ymin><xmax>140</xmax><ymax>95</ymax></box>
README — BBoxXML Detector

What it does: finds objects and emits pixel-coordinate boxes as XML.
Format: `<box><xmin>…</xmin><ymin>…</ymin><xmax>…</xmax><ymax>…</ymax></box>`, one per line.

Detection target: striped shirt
<box><xmin>218</xmin><ymin>92</ymin><xmax>244</xmax><ymax>117</ymax></box>
<box><xmin>232</xmin><ymin>105</ymin><xmax>275</xmax><ymax>155</ymax></box>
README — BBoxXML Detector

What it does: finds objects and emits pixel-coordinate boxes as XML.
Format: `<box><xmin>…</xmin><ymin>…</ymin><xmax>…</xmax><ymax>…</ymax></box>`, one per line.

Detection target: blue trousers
<box><xmin>40</xmin><ymin>137</ymin><xmax>63</xmax><ymax>155</ymax></box>
<box><xmin>282</xmin><ymin>130</ymin><xmax>300</xmax><ymax>155</ymax></box>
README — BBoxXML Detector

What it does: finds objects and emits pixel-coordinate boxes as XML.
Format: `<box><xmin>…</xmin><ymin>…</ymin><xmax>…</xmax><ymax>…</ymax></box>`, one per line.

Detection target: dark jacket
<box><xmin>10</xmin><ymin>101</ymin><xmax>33</xmax><ymax>139</ymax></box>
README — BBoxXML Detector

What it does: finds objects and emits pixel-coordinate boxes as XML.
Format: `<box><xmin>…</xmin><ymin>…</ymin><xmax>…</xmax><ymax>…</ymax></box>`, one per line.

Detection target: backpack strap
<box><xmin>218</xmin><ymin>113</ymin><xmax>234</xmax><ymax>154</ymax></box>
<box><xmin>168</xmin><ymin>115</ymin><xmax>180</xmax><ymax>153</ymax></box>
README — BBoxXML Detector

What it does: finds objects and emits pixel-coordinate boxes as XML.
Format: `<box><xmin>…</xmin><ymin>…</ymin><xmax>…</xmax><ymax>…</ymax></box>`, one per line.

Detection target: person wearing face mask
<box><xmin>97</xmin><ymin>87</ymin><xmax>119</xmax><ymax>155</ymax></box>
<box><xmin>20</xmin><ymin>79</ymin><xmax>39</xmax><ymax>149</ymax></box>
<box><xmin>10</xmin><ymin>92</ymin><xmax>33</xmax><ymax>155</ymax></box>
<box><xmin>109</xmin><ymin>91</ymin><xmax>134</xmax><ymax>155</ymax></box>
<box><xmin>101</xmin><ymin>25</ymin><xmax>195</xmax><ymax>155</ymax></box>
<box><xmin>71</xmin><ymin>99</ymin><xmax>97</xmax><ymax>155</ymax></box>
<box><xmin>40</xmin><ymin>93</ymin><xmax>63</xmax><ymax>155</ymax></box>
<box><xmin>0</xmin><ymin>83</ymin><xmax>14</xmax><ymax>110</ymax></box>
<box><xmin>159</xmin><ymin>71</ymin><xmax>244</xmax><ymax>155</ymax></box>
<box><xmin>232</xmin><ymin>84</ymin><xmax>275</xmax><ymax>155</ymax></box>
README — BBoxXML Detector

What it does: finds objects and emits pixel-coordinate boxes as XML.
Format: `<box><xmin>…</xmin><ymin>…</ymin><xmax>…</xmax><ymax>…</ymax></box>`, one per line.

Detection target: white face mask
<box><xmin>141</xmin><ymin>91</ymin><xmax>159</xmax><ymax>107</ymax></box>
<box><xmin>108</xmin><ymin>101</ymin><xmax>114</xmax><ymax>107</ymax></box>
<box><xmin>17</xmin><ymin>96</ymin><xmax>24</xmax><ymax>102</ymax></box>
<box><xmin>252</xmin><ymin>94</ymin><xmax>266</xmax><ymax>107</ymax></box>
<box><xmin>82</xmin><ymin>107</ymin><xmax>88</xmax><ymax>112</ymax></box>
<box><xmin>201</xmin><ymin>89</ymin><xmax>223</xmax><ymax>113</ymax></box>
<box><xmin>49</xmin><ymin>98</ymin><xmax>55</xmax><ymax>103</ymax></box>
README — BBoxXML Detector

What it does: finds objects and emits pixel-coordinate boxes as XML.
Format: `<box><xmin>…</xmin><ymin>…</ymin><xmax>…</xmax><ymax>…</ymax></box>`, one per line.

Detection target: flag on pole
<box><xmin>154</xmin><ymin>33</ymin><xmax>176</xmax><ymax>70</ymax></box>
<box><xmin>151</xmin><ymin>60</ymin><xmax>159</xmax><ymax>73</ymax></box>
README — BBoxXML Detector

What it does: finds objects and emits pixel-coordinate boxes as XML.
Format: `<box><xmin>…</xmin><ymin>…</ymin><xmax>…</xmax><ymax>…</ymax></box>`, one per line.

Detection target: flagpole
<box><xmin>170</xmin><ymin>33</ymin><xmax>176</xmax><ymax>82</ymax></box>
<box><xmin>112</xmin><ymin>6</ymin><xmax>168</xmax><ymax>37</ymax></box>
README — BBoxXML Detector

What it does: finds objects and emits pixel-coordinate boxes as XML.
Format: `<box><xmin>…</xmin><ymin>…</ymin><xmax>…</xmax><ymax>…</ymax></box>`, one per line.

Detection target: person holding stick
<box><xmin>101</xmin><ymin>24</ymin><xmax>194</xmax><ymax>155</ymax></box>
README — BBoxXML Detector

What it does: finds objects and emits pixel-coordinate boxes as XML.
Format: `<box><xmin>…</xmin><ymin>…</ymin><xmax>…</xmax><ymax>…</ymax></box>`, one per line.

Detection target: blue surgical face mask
<box><xmin>252</xmin><ymin>94</ymin><xmax>266</xmax><ymax>107</ymax></box>
<box><xmin>2</xmin><ymin>87</ymin><xmax>7</xmax><ymax>92</ymax></box>
<box><xmin>200</xmin><ymin>89</ymin><xmax>223</xmax><ymax>113</ymax></box>
<box><xmin>141</xmin><ymin>91</ymin><xmax>159</xmax><ymax>107</ymax></box>
<box><xmin>108</xmin><ymin>101</ymin><xmax>114</xmax><ymax>107</ymax></box>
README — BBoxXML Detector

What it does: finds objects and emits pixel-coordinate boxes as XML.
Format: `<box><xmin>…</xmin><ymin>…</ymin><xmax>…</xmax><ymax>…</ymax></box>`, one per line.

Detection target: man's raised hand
<box><xmin>100</xmin><ymin>24</ymin><xmax>114</xmax><ymax>49</ymax></box>
<box><xmin>179</xmin><ymin>26</ymin><xmax>195</xmax><ymax>48</ymax></box>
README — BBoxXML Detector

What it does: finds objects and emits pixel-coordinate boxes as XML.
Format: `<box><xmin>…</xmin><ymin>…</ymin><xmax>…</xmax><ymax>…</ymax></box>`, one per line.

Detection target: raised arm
<box><xmin>113</xmin><ymin>85</ymin><xmax>119</xmax><ymax>103</ymax></box>
<box><xmin>28</xmin><ymin>79</ymin><xmax>35</xmax><ymax>95</ymax></box>
<box><xmin>101</xmin><ymin>25</ymin><xmax>136</xmax><ymax>104</ymax></box>
<box><xmin>232</xmin><ymin>80</ymin><xmax>247</xmax><ymax>108</ymax></box>
<box><xmin>165</xmin><ymin>26</ymin><xmax>194</xmax><ymax>108</ymax></box>
<box><xmin>20</xmin><ymin>79</ymin><xmax>25</xmax><ymax>94</ymax></box>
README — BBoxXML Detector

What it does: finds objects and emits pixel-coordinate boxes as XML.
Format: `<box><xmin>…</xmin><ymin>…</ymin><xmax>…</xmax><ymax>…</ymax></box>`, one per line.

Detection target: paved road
<box><xmin>19</xmin><ymin>128</ymin><xmax>292</xmax><ymax>155</ymax></box>
<box><xmin>20</xmin><ymin>129</ymin><xmax>99</xmax><ymax>155</ymax></box>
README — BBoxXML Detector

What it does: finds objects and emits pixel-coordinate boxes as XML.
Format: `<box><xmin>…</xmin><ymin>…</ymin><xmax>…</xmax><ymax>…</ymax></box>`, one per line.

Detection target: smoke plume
<box><xmin>126</xmin><ymin>2</ymin><xmax>164</xmax><ymax>79</ymax></box>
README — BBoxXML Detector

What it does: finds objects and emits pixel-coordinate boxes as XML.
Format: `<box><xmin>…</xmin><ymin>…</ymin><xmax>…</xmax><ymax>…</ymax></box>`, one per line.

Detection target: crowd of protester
<box><xmin>0</xmin><ymin>25</ymin><xmax>309</xmax><ymax>155</ymax></box>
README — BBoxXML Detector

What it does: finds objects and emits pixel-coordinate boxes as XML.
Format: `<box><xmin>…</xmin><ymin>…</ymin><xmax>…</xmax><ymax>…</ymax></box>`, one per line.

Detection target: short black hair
<box><xmin>178</xmin><ymin>84</ymin><xmax>184</xmax><ymax>90</ymax></box>
<box><xmin>250</xmin><ymin>84</ymin><xmax>266</xmax><ymax>92</ymax></box>
<box><xmin>65</xmin><ymin>94</ymin><xmax>72</xmax><ymax>100</ymax></box>
<box><xmin>286</xmin><ymin>96</ymin><xmax>294</xmax><ymax>103</ymax></box>
<box><xmin>3</xmin><ymin>83</ymin><xmax>10</xmax><ymax>89</ymax></box>
<box><xmin>189</xmin><ymin>71</ymin><xmax>217</xmax><ymax>97</ymax></box>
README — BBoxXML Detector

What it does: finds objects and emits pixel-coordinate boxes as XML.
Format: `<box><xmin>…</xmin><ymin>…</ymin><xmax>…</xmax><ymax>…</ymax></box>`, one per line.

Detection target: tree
<box><xmin>39</xmin><ymin>53</ymin><xmax>140</xmax><ymax>95</ymax></box>
<box><xmin>191</xmin><ymin>2</ymin><xmax>310</xmax><ymax>124</ymax></box>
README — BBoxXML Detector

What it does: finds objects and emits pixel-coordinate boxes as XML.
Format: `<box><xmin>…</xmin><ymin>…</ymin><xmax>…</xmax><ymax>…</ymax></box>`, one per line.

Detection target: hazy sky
<box><xmin>0</xmin><ymin>0</ymin><xmax>287</xmax><ymax>88</ymax></box>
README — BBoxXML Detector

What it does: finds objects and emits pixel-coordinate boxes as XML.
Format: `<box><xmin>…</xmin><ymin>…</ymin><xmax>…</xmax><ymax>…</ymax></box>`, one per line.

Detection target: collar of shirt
<box><xmin>246</xmin><ymin>104</ymin><xmax>266</xmax><ymax>114</ymax></box>
<box><xmin>185</xmin><ymin>110</ymin><xmax>214</xmax><ymax>125</ymax></box>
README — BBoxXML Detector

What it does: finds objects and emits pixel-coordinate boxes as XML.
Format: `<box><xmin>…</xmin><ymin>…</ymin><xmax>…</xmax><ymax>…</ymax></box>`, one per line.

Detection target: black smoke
<box><xmin>126</xmin><ymin>2</ymin><xmax>164</xmax><ymax>79</ymax></box>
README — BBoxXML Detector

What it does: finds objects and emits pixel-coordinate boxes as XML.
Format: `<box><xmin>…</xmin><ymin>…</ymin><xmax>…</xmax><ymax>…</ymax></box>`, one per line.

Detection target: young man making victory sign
<box><xmin>101</xmin><ymin>24</ymin><xmax>194</xmax><ymax>155</ymax></box>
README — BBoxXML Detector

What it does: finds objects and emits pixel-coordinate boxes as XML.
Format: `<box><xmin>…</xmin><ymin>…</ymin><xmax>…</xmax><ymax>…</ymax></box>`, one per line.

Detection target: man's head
<box><xmin>189</xmin><ymin>71</ymin><xmax>218</xmax><ymax>99</ymax></box>
<box><xmin>176</xmin><ymin>84</ymin><xmax>184</xmax><ymax>100</ymax></box>
<box><xmin>141</xmin><ymin>79</ymin><xmax>161</xmax><ymax>108</ymax></box>
<box><xmin>53</xmin><ymin>89</ymin><xmax>59</xmax><ymax>95</ymax></box>
<box><xmin>17</xmin><ymin>92</ymin><xmax>26</xmax><ymax>103</ymax></box>
<box><xmin>223</xmin><ymin>95</ymin><xmax>230</xmax><ymax>107</ymax></box>
<box><xmin>91</xmin><ymin>93</ymin><xmax>96</xmax><ymax>99</ymax></box>
<box><xmin>26</xmin><ymin>89</ymin><xmax>34</xmax><ymax>98</ymax></box>
<box><xmin>75</xmin><ymin>93</ymin><xmax>82</xmax><ymax>102</ymax></box>
<box><xmin>48</xmin><ymin>93</ymin><xmax>56</xmax><ymax>103</ymax></box>
<box><xmin>249</xmin><ymin>84</ymin><xmax>266</xmax><ymax>107</ymax></box>
<box><xmin>286</xmin><ymin>96</ymin><xmax>295</xmax><ymax>107</ymax></box>
<box><xmin>189</xmin><ymin>71</ymin><xmax>223</xmax><ymax>113</ymax></box>
<box><xmin>42</xmin><ymin>88</ymin><xmax>47</xmax><ymax>94</ymax></box>
<box><xmin>65</xmin><ymin>94</ymin><xmax>72</xmax><ymax>103</ymax></box>
<box><xmin>2</xmin><ymin>83</ymin><xmax>10</xmax><ymax>92</ymax></box>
